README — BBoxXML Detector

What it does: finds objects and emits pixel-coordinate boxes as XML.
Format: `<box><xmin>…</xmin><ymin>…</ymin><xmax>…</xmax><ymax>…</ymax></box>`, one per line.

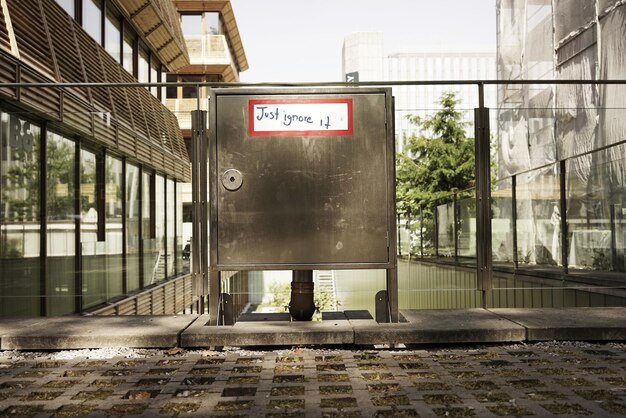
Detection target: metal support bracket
<box><xmin>375</xmin><ymin>290</ymin><xmax>390</xmax><ymax>323</ymax></box>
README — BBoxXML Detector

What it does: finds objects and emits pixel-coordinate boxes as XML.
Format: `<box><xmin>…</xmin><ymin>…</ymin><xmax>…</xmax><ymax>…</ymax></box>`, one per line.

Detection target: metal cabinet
<box><xmin>209</xmin><ymin>88</ymin><xmax>396</xmax><ymax>271</ymax></box>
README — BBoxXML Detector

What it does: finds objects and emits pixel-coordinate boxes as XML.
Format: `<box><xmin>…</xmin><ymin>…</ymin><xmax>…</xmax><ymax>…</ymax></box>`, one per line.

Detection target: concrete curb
<box><xmin>0</xmin><ymin>315</ymin><xmax>198</xmax><ymax>350</ymax></box>
<box><xmin>1</xmin><ymin>308</ymin><xmax>625</xmax><ymax>350</ymax></box>
<box><xmin>489</xmin><ymin>307</ymin><xmax>626</xmax><ymax>342</ymax></box>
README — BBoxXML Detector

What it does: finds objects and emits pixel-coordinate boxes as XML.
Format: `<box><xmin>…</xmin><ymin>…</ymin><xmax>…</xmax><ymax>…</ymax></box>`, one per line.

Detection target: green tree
<box><xmin>396</xmin><ymin>92</ymin><xmax>475</xmax><ymax>254</ymax></box>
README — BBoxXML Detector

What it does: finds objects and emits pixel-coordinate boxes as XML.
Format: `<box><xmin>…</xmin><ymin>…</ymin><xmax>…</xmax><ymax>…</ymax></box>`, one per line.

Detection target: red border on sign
<box><xmin>248</xmin><ymin>98</ymin><xmax>353</xmax><ymax>137</ymax></box>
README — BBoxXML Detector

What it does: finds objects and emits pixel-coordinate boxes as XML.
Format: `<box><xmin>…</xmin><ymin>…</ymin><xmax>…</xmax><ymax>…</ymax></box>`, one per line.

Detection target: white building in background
<box><xmin>342</xmin><ymin>32</ymin><xmax>496</xmax><ymax>151</ymax></box>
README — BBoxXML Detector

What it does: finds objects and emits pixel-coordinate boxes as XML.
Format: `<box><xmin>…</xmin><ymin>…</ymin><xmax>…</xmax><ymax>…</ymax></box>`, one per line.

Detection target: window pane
<box><xmin>181</xmin><ymin>14</ymin><xmax>202</xmax><ymax>36</ymax></box>
<box><xmin>79</xmin><ymin>150</ymin><xmax>98</xmax><ymax>243</ymax></box>
<box><xmin>166</xmin><ymin>74</ymin><xmax>177</xmax><ymax>99</ymax></box>
<box><xmin>105</xmin><ymin>10</ymin><xmax>121</xmax><ymax>63</ymax></box>
<box><xmin>516</xmin><ymin>165</ymin><xmax>562</xmax><ymax>267</ymax></box>
<box><xmin>205</xmin><ymin>12</ymin><xmax>221</xmax><ymax>34</ymax></box>
<box><xmin>0</xmin><ymin>114</ymin><xmax>41</xmax><ymax>316</ymax></box>
<box><xmin>176</xmin><ymin>182</ymin><xmax>188</xmax><ymax>274</ymax></box>
<box><xmin>105</xmin><ymin>155</ymin><xmax>123</xmax><ymax>298</ymax></box>
<box><xmin>56</xmin><ymin>0</ymin><xmax>74</xmax><ymax>17</ymax></box>
<box><xmin>126</xmin><ymin>163</ymin><xmax>140</xmax><ymax>291</ymax></box>
<box><xmin>436</xmin><ymin>201</ymin><xmax>455</xmax><ymax>257</ymax></box>
<box><xmin>46</xmin><ymin>132</ymin><xmax>76</xmax><ymax>316</ymax></box>
<box><xmin>182</xmin><ymin>75</ymin><xmax>202</xmax><ymax>99</ymax></box>
<box><xmin>138</xmin><ymin>47</ymin><xmax>149</xmax><ymax>84</ymax></box>
<box><xmin>166</xmin><ymin>178</ymin><xmax>175</xmax><ymax>277</ymax></box>
<box><xmin>141</xmin><ymin>171</ymin><xmax>153</xmax><ymax>287</ymax></box>
<box><xmin>123</xmin><ymin>31</ymin><xmax>134</xmax><ymax>75</ymax></box>
<box><xmin>80</xmin><ymin>149</ymin><xmax>104</xmax><ymax>309</ymax></box>
<box><xmin>154</xmin><ymin>174</ymin><xmax>165</xmax><ymax>283</ymax></box>
<box><xmin>161</xmin><ymin>68</ymin><xmax>167</xmax><ymax>101</ymax></box>
<box><xmin>150</xmin><ymin>59</ymin><xmax>158</xmax><ymax>96</ymax></box>
<box><xmin>82</xmin><ymin>0</ymin><xmax>102</xmax><ymax>44</ymax></box>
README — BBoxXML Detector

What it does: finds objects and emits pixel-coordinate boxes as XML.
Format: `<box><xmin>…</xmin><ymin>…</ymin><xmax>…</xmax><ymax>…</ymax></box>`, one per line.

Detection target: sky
<box><xmin>230</xmin><ymin>0</ymin><xmax>497</xmax><ymax>82</ymax></box>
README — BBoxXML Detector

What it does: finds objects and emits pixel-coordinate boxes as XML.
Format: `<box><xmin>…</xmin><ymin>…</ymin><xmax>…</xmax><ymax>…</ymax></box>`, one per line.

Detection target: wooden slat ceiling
<box><xmin>116</xmin><ymin>0</ymin><xmax>190</xmax><ymax>71</ymax></box>
<box><xmin>173</xmin><ymin>0</ymin><xmax>248</xmax><ymax>73</ymax></box>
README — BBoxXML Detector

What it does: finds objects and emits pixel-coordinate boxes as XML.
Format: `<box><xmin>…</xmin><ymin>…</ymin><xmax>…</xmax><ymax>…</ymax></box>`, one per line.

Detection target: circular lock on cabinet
<box><xmin>222</xmin><ymin>169</ymin><xmax>243</xmax><ymax>191</ymax></box>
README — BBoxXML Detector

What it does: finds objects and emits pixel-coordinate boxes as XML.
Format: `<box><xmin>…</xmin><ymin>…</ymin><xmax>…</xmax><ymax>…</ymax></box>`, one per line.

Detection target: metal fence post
<box><xmin>191</xmin><ymin>110</ymin><xmax>209</xmax><ymax>312</ymax></box>
<box><xmin>474</xmin><ymin>83</ymin><xmax>492</xmax><ymax>307</ymax></box>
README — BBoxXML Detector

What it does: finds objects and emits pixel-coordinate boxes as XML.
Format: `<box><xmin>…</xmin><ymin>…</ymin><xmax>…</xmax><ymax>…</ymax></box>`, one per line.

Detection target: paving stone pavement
<box><xmin>0</xmin><ymin>341</ymin><xmax>625</xmax><ymax>417</ymax></box>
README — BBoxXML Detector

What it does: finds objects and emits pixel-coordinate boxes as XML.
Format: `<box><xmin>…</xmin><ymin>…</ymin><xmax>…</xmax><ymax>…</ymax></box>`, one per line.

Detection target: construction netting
<box><xmin>494</xmin><ymin>0</ymin><xmax>626</xmax><ymax>272</ymax></box>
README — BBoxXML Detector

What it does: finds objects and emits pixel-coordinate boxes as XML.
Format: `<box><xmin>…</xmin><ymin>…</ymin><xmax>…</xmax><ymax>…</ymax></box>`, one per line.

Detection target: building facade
<box><xmin>494</xmin><ymin>0</ymin><xmax>626</xmax><ymax>279</ymax></box>
<box><xmin>341</xmin><ymin>32</ymin><xmax>496</xmax><ymax>151</ymax></box>
<box><xmin>0</xmin><ymin>0</ymin><xmax>194</xmax><ymax>316</ymax></box>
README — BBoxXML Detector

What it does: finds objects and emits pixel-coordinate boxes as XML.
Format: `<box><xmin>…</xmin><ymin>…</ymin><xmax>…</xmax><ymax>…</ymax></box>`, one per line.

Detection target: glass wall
<box><xmin>46</xmin><ymin>132</ymin><xmax>76</xmax><ymax>316</ymax></box>
<box><xmin>126</xmin><ymin>163</ymin><xmax>140</xmax><ymax>291</ymax></box>
<box><xmin>105</xmin><ymin>155</ymin><xmax>123</xmax><ymax>298</ymax></box>
<box><xmin>0</xmin><ymin>114</ymin><xmax>41</xmax><ymax>316</ymax></box>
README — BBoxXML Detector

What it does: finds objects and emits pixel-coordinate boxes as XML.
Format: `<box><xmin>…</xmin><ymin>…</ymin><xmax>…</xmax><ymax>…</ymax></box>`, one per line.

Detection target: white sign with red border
<box><xmin>248</xmin><ymin>98</ymin><xmax>353</xmax><ymax>137</ymax></box>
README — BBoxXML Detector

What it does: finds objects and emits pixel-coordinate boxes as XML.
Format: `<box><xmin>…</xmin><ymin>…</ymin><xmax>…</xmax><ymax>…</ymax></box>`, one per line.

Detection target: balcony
<box><xmin>180</xmin><ymin>34</ymin><xmax>240</xmax><ymax>82</ymax></box>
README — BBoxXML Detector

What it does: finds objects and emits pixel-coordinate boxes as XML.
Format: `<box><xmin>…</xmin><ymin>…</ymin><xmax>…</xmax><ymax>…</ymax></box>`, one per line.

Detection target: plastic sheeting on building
<box><xmin>495</xmin><ymin>0</ymin><xmax>626</xmax><ymax>271</ymax></box>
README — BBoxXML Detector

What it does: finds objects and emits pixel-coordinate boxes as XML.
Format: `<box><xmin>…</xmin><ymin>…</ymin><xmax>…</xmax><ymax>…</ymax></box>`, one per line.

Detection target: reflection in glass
<box><xmin>166</xmin><ymin>178</ymin><xmax>175</xmax><ymax>277</ymax></box>
<box><xmin>176</xmin><ymin>181</ymin><xmax>187</xmax><ymax>274</ymax></box>
<box><xmin>142</xmin><ymin>171</ymin><xmax>153</xmax><ymax>286</ymax></box>
<box><xmin>80</xmin><ymin>149</ymin><xmax>104</xmax><ymax>309</ymax></box>
<box><xmin>79</xmin><ymin>150</ymin><xmax>97</xmax><ymax>243</ymax></box>
<box><xmin>123</xmin><ymin>30</ymin><xmax>134</xmax><ymax>75</ymax></box>
<box><xmin>492</xmin><ymin>180</ymin><xmax>514</xmax><ymax>265</ymax></box>
<box><xmin>567</xmin><ymin>148</ymin><xmax>625</xmax><ymax>272</ymax></box>
<box><xmin>138</xmin><ymin>47</ymin><xmax>149</xmax><ymax>84</ymax></box>
<box><xmin>126</xmin><ymin>163</ymin><xmax>140</xmax><ymax>291</ymax></box>
<box><xmin>105</xmin><ymin>10</ymin><xmax>121</xmax><ymax>63</ymax></box>
<box><xmin>421</xmin><ymin>208</ymin><xmax>435</xmax><ymax>257</ymax></box>
<box><xmin>458</xmin><ymin>191</ymin><xmax>476</xmax><ymax>259</ymax></box>
<box><xmin>0</xmin><ymin>114</ymin><xmax>41</xmax><ymax>316</ymax></box>
<box><xmin>166</xmin><ymin>74</ymin><xmax>177</xmax><ymax>99</ymax></box>
<box><xmin>150</xmin><ymin>59</ymin><xmax>158</xmax><ymax>96</ymax></box>
<box><xmin>82</xmin><ymin>0</ymin><xmax>102</xmax><ymax>44</ymax></box>
<box><xmin>46</xmin><ymin>132</ymin><xmax>76</xmax><ymax>315</ymax></box>
<box><xmin>516</xmin><ymin>165</ymin><xmax>562</xmax><ymax>267</ymax></box>
<box><xmin>436</xmin><ymin>201</ymin><xmax>454</xmax><ymax>257</ymax></box>
<box><xmin>181</xmin><ymin>75</ymin><xmax>202</xmax><ymax>99</ymax></box>
<box><xmin>105</xmin><ymin>155</ymin><xmax>123</xmax><ymax>298</ymax></box>
<box><xmin>154</xmin><ymin>174</ymin><xmax>165</xmax><ymax>283</ymax></box>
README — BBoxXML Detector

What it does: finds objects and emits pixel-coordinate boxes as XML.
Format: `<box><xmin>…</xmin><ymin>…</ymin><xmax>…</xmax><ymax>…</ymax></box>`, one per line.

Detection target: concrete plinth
<box><xmin>353</xmin><ymin>309</ymin><xmax>526</xmax><ymax>345</ymax></box>
<box><xmin>181</xmin><ymin>315</ymin><xmax>353</xmax><ymax>347</ymax></box>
